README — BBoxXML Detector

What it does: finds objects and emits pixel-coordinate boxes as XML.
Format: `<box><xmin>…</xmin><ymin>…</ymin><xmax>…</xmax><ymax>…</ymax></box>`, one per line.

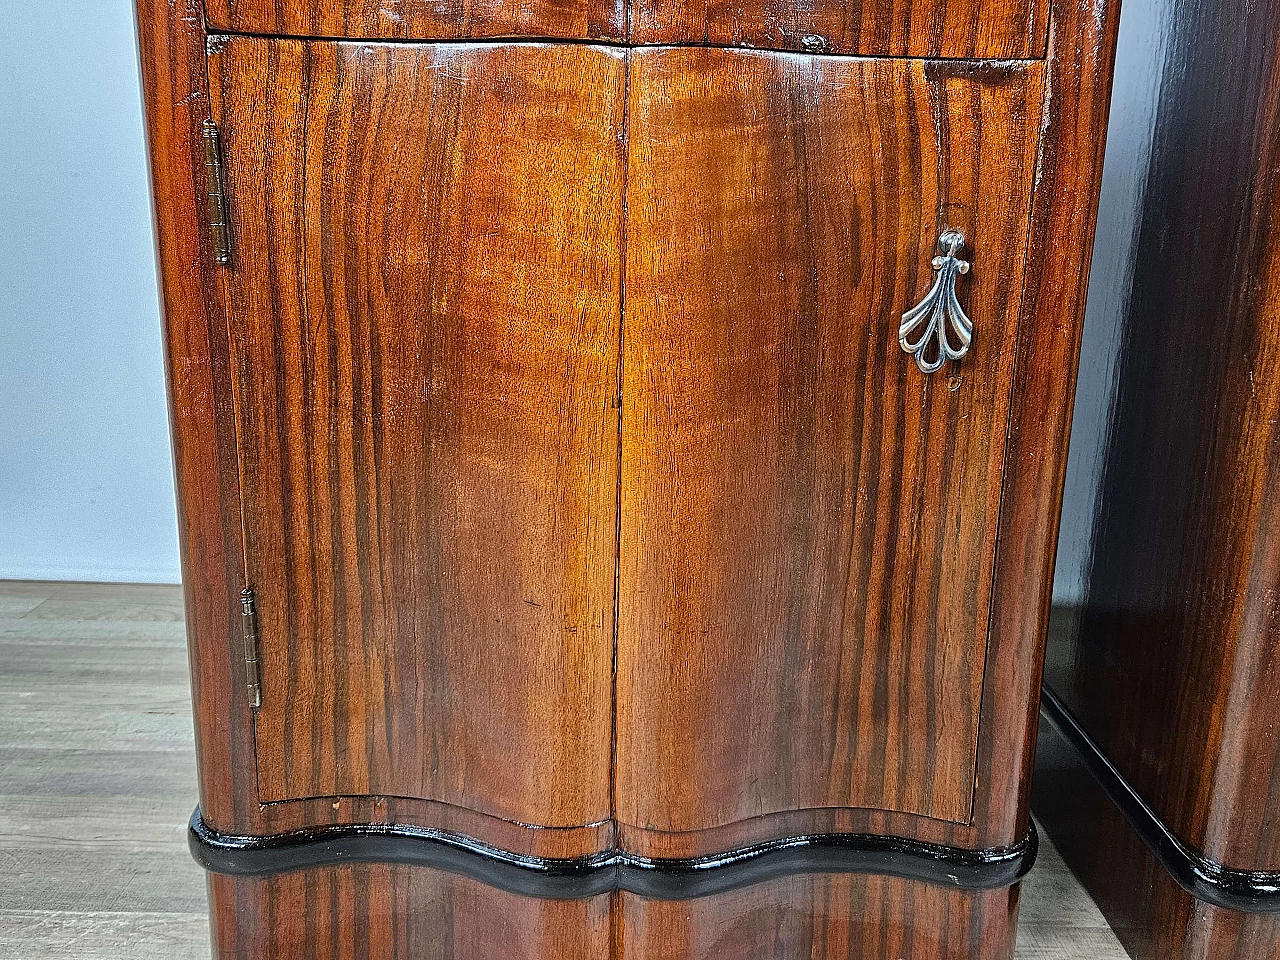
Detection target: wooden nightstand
<box><xmin>132</xmin><ymin>0</ymin><xmax>1119</xmax><ymax>953</ymax></box>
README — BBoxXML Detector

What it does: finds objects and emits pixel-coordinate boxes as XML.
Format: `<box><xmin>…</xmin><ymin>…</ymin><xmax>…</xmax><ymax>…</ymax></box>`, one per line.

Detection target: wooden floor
<box><xmin>0</xmin><ymin>580</ymin><xmax>1129</xmax><ymax>959</ymax></box>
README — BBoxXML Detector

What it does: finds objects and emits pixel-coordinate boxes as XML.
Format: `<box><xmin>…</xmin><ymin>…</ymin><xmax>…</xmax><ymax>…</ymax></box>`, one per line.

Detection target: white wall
<box><xmin>0</xmin><ymin>1</ymin><xmax>180</xmax><ymax>583</ymax></box>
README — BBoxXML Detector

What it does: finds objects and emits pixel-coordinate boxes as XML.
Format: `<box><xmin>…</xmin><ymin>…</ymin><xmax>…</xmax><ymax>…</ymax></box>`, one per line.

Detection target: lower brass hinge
<box><xmin>240</xmin><ymin>588</ymin><xmax>261</xmax><ymax>710</ymax></box>
<box><xmin>201</xmin><ymin>119</ymin><xmax>232</xmax><ymax>266</ymax></box>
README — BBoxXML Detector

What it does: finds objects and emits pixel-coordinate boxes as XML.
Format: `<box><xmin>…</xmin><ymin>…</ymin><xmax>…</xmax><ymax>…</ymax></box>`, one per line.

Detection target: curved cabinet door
<box><xmin>209</xmin><ymin>39</ymin><xmax>624</xmax><ymax>829</ymax></box>
<box><xmin>617</xmin><ymin>48</ymin><xmax>1046</xmax><ymax>835</ymax></box>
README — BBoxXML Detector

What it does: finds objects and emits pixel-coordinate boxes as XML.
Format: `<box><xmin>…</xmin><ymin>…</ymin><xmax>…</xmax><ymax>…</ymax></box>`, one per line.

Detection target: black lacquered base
<box><xmin>189</xmin><ymin>807</ymin><xmax>1036</xmax><ymax>900</ymax></box>
<box><xmin>1040</xmin><ymin>688</ymin><xmax>1280</xmax><ymax>914</ymax></box>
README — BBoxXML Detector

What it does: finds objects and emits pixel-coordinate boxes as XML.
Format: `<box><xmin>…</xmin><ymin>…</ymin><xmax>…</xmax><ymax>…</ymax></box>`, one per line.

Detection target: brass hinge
<box><xmin>240</xmin><ymin>588</ymin><xmax>261</xmax><ymax>710</ymax></box>
<box><xmin>201</xmin><ymin>119</ymin><xmax>232</xmax><ymax>266</ymax></box>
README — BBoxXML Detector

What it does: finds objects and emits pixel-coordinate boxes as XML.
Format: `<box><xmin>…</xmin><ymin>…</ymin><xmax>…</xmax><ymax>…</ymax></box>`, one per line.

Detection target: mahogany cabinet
<box><xmin>1034</xmin><ymin>0</ymin><xmax>1280</xmax><ymax>957</ymax></box>
<box><xmin>133</xmin><ymin>0</ymin><xmax>1118</xmax><ymax>952</ymax></box>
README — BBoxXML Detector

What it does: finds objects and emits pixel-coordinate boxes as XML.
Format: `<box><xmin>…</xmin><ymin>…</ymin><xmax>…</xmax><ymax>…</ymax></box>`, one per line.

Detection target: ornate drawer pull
<box><xmin>899</xmin><ymin>231</ymin><xmax>973</xmax><ymax>374</ymax></box>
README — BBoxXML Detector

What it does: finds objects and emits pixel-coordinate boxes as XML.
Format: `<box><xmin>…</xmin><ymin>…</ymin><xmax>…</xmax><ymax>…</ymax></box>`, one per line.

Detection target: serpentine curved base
<box><xmin>189</xmin><ymin>808</ymin><xmax>1037</xmax><ymax>900</ymax></box>
<box><xmin>1041</xmin><ymin>688</ymin><xmax>1280</xmax><ymax>913</ymax></box>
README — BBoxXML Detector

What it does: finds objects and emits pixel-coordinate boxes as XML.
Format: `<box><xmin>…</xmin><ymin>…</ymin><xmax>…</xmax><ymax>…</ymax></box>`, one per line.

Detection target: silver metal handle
<box><xmin>899</xmin><ymin>231</ymin><xmax>973</xmax><ymax>374</ymax></box>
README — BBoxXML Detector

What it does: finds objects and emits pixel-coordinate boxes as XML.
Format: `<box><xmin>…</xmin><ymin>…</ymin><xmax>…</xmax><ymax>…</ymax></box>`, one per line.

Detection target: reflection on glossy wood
<box><xmin>139</xmin><ymin>0</ymin><xmax>1121</xmax><ymax>860</ymax></box>
<box><xmin>135</xmin><ymin>0</ymin><xmax>250</xmax><ymax>834</ymax></box>
<box><xmin>618</xmin><ymin>47</ymin><xmax>1045</xmax><ymax>832</ymax></box>
<box><xmin>631</xmin><ymin>0</ymin><xmax>1046</xmax><ymax>58</ymax></box>
<box><xmin>204</xmin><ymin>0</ymin><xmax>1043</xmax><ymax>58</ymax></box>
<box><xmin>969</xmin><ymin>0</ymin><xmax>1119</xmax><ymax>850</ymax></box>
<box><xmin>134</xmin><ymin>0</ymin><xmax>1123</xmax><ymax>943</ymax></box>
<box><xmin>210</xmin><ymin>39</ymin><xmax>624</xmax><ymax>826</ymax></box>
<box><xmin>208</xmin><ymin>868</ymin><xmax>613</xmax><ymax>960</ymax></box>
<box><xmin>1035</xmin><ymin>704</ymin><xmax>1280</xmax><ymax>960</ymax></box>
<box><xmin>618</xmin><ymin>875</ymin><xmax>1020</xmax><ymax>960</ymax></box>
<box><xmin>1045</xmin><ymin>0</ymin><xmax>1280</xmax><ymax>870</ymax></box>
<box><xmin>208</xmin><ymin>867</ymin><xmax>1022</xmax><ymax>960</ymax></box>
<box><xmin>1039</xmin><ymin>0</ymin><xmax>1280</xmax><ymax>953</ymax></box>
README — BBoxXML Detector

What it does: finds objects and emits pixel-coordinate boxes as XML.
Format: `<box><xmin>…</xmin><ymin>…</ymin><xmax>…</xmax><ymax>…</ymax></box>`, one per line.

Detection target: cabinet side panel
<box><xmin>134</xmin><ymin>0</ymin><xmax>254</xmax><ymax>831</ymax></box>
<box><xmin>1034</xmin><ymin>706</ymin><xmax>1280</xmax><ymax>960</ymax></box>
<box><xmin>1043</xmin><ymin>0</ymin><xmax>1280</xmax><ymax>871</ymax></box>
<box><xmin>971</xmin><ymin>0</ymin><xmax>1120</xmax><ymax>846</ymax></box>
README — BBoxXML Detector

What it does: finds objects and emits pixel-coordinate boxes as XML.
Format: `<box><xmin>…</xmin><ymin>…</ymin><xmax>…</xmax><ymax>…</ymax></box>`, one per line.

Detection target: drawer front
<box><xmin>617</xmin><ymin>48</ymin><xmax>1045</xmax><ymax>829</ymax></box>
<box><xmin>204</xmin><ymin>0</ymin><xmax>626</xmax><ymax>43</ymax></box>
<box><xmin>209</xmin><ymin>39</ymin><xmax>625</xmax><ymax>825</ymax></box>
<box><xmin>203</xmin><ymin>0</ymin><xmax>1044</xmax><ymax>57</ymax></box>
<box><xmin>632</xmin><ymin>0</ymin><xmax>1048</xmax><ymax>57</ymax></box>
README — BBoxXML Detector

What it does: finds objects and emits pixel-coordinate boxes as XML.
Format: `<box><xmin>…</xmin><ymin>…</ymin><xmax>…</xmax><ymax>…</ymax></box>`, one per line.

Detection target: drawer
<box><xmin>203</xmin><ymin>0</ymin><xmax>1046</xmax><ymax>57</ymax></box>
<box><xmin>203</xmin><ymin>0</ymin><xmax>627</xmax><ymax>43</ymax></box>
<box><xmin>631</xmin><ymin>0</ymin><xmax>1049</xmax><ymax>57</ymax></box>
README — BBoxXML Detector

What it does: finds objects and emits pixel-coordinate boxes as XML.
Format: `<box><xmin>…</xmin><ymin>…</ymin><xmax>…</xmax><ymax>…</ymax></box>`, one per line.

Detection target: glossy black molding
<box><xmin>189</xmin><ymin>808</ymin><xmax>1037</xmax><ymax>900</ymax></box>
<box><xmin>1041</xmin><ymin>687</ymin><xmax>1280</xmax><ymax>914</ymax></box>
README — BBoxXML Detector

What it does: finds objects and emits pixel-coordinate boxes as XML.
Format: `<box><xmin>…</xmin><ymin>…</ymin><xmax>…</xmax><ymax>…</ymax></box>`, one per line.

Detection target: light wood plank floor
<box><xmin>0</xmin><ymin>580</ymin><xmax>1129</xmax><ymax>959</ymax></box>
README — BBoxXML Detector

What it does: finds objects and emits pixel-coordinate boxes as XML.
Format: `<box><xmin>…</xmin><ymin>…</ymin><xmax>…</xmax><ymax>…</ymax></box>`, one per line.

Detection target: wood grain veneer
<box><xmin>207</xmin><ymin>868</ymin><xmax>1017</xmax><ymax>960</ymax></box>
<box><xmin>617</xmin><ymin>47</ymin><xmax>1045</xmax><ymax>832</ymax></box>
<box><xmin>204</xmin><ymin>0</ymin><xmax>627</xmax><ymax>46</ymax></box>
<box><xmin>1043</xmin><ymin>0</ymin><xmax>1280</xmax><ymax>870</ymax></box>
<box><xmin>1036</xmin><ymin>0</ymin><xmax>1280</xmax><ymax>953</ymax></box>
<box><xmin>1035</xmin><ymin>705</ymin><xmax>1280</xmax><ymax>960</ymax></box>
<box><xmin>208</xmin><ymin>868</ymin><xmax>614</xmax><ymax>959</ymax></box>
<box><xmin>618</xmin><ymin>878</ymin><xmax>1019</xmax><ymax>960</ymax></box>
<box><xmin>138</xmin><ymin>0</ymin><xmax>1119</xmax><ymax>857</ymax></box>
<box><xmin>629</xmin><ymin>0</ymin><xmax>1048</xmax><ymax>59</ymax></box>
<box><xmin>208</xmin><ymin>37</ymin><xmax>623</xmax><ymax>827</ymax></box>
<box><xmin>204</xmin><ymin>0</ymin><xmax>1048</xmax><ymax>58</ymax></box>
<box><xmin>133</xmin><ymin>0</ymin><xmax>1121</xmax><ymax>944</ymax></box>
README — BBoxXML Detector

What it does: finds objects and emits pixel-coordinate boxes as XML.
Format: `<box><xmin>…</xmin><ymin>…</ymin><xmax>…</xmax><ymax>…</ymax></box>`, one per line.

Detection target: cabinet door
<box><xmin>617</xmin><ymin>48</ymin><xmax>1045</xmax><ymax>831</ymax></box>
<box><xmin>209</xmin><ymin>39</ymin><xmax>625</xmax><ymax>828</ymax></box>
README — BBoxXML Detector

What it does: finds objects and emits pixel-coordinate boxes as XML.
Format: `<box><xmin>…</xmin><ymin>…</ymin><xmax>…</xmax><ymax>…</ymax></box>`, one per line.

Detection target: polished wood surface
<box><xmin>133</xmin><ymin>0</ymin><xmax>1120</xmax><ymax>849</ymax></box>
<box><xmin>209</xmin><ymin>870</ymin><xmax>614</xmax><ymax>960</ymax></box>
<box><xmin>618</xmin><ymin>880</ymin><xmax>1019</xmax><ymax>960</ymax></box>
<box><xmin>133</xmin><ymin>0</ymin><xmax>1121</xmax><ymax>941</ymax></box>
<box><xmin>618</xmin><ymin>48</ymin><xmax>1045</xmax><ymax>831</ymax></box>
<box><xmin>630</xmin><ymin>0</ymin><xmax>1047</xmax><ymax>59</ymax></box>
<box><xmin>1042</xmin><ymin>0</ymin><xmax>1280</xmax><ymax>874</ymax></box>
<box><xmin>136</xmin><ymin>0</ymin><xmax>251</xmax><ymax>834</ymax></box>
<box><xmin>147</xmin><ymin>15</ymin><xmax>1124</xmax><ymax>859</ymax></box>
<box><xmin>204</xmin><ymin>0</ymin><xmax>625</xmax><ymax>45</ymax></box>
<box><xmin>209</xmin><ymin>38</ymin><xmax>623</xmax><ymax>826</ymax></box>
<box><xmin>1036</xmin><ymin>0</ymin><xmax>1280</xmax><ymax>953</ymax></box>
<box><xmin>1035</xmin><ymin>702</ymin><xmax>1280</xmax><ymax>960</ymax></box>
<box><xmin>967</xmin><ymin>0</ymin><xmax>1118</xmax><ymax>850</ymax></box>
<box><xmin>204</xmin><ymin>0</ymin><xmax>1043</xmax><ymax>58</ymax></box>
<box><xmin>136</xmin><ymin>0</ymin><xmax>614</xmax><ymax>854</ymax></box>
<box><xmin>0</xmin><ymin>580</ymin><xmax>1127</xmax><ymax>960</ymax></box>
